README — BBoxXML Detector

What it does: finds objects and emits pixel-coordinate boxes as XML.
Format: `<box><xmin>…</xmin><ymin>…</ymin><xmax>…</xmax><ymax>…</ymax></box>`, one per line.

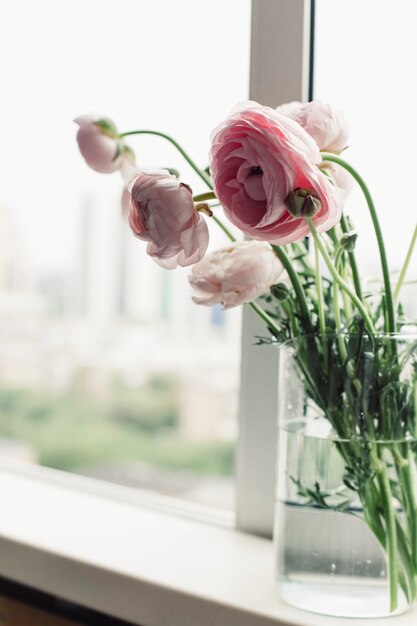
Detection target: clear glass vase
<box><xmin>274</xmin><ymin>333</ymin><xmax>417</xmax><ymax>618</ymax></box>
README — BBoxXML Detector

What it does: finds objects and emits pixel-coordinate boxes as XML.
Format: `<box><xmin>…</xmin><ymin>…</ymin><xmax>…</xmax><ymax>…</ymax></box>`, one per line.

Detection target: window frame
<box><xmin>236</xmin><ymin>0</ymin><xmax>314</xmax><ymax>537</ymax></box>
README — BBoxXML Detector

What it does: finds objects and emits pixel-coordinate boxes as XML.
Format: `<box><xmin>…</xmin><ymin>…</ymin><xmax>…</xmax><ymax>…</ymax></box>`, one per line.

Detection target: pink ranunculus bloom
<box><xmin>189</xmin><ymin>241</ymin><xmax>284</xmax><ymax>309</ymax></box>
<box><xmin>128</xmin><ymin>169</ymin><xmax>209</xmax><ymax>269</ymax></box>
<box><xmin>276</xmin><ymin>100</ymin><xmax>349</xmax><ymax>154</ymax></box>
<box><xmin>210</xmin><ymin>102</ymin><xmax>345</xmax><ymax>246</ymax></box>
<box><xmin>75</xmin><ymin>114</ymin><xmax>133</xmax><ymax>174</ymax></box>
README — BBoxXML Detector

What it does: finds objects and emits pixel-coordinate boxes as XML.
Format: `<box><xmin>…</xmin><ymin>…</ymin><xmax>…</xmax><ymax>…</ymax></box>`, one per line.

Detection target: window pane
<box><xmin>0</xmin><ymin>0</ymin><xmax>251</xmax><ymax>510</ymax></box>
<box><xmin>314</xmin><ymin>0</ymin><xmax>417</xmax><ymax>317</ymax></box>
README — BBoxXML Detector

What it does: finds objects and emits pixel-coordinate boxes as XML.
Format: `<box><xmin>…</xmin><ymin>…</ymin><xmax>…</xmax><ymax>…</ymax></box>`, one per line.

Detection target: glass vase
<box><xmin>274</xmin><ymin>333</ymin><xmax>417</xmax><ymax>618</ymax></box>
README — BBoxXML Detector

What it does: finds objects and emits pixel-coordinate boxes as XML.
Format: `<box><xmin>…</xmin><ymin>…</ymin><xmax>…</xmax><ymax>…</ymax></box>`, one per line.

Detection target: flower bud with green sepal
<box><xmin>270</xmin><ymin>282</ymin><xmax>290</xmax><ymax>301</ymax></box>
<box><xmin>285</xmin><ymin>188</ymin><xmax>322</xmax><ymax>218</ymax></box>
<box><xmin>340</xmin><ymin>231</ymin><xmax>358</xmax><ymax>252</ymax></box>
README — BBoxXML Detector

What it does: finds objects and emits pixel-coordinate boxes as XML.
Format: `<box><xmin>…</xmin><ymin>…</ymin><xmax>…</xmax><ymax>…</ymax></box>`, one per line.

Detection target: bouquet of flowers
<box><xmin>75</xmin><ymin>101</ymin><xmax>417</xmax><ymax>614</ymax></box>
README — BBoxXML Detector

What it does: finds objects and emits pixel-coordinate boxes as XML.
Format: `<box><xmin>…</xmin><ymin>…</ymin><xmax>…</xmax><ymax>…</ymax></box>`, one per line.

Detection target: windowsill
<box><xmin>0</xmin><ymin>464</ymin><xmax>416</xmax><ymax>626</ymax></box>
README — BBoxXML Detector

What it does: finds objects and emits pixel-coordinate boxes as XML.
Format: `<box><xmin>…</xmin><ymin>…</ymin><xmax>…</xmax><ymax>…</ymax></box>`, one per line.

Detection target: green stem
<box><xmin>282</xmin><ymin>300</ymin><xmax>299</xmax><ymax>337</ymax></box>
<box><xmin>399</xmin><ymin>448</ymin><xmax>417</xmax><ymax>574</ymax></box>
<box><xmin>321</xmin><ymin>152</ymin><xmax>395</xmax><ymax>334</ymax></box>
<box><xmin>314</xmin><ymin>239</ymin><xmax>328</xmax><ymax>372</ymax></box>
<box><xmin>211</xmin><ymin>215</ymin><xmax>236</xmax><ymax>242</ymax></box>
<box><xmin>414</xmin><ymin>381</ymin><xmax>417</xmax><ymax>439</ymax></box>
<box><xmin>395</xmin><ymin>518</ymin><xmax>416</xmax><ymax>603</ymax></box>
<box><xmin>306</xmin><ymin>218</ymin><xmax>376</xmax><ymax>337</ymax></box>
<box><xmin>394</xmin><ymin>223</ymin><xmax>417</xmax><ymax>302</ymax></box>
<box><xmin>120</xmin><ymin>130</ymin><xmax>212</xmax><ymax>189</ymax></box>
<box><xmin>339</xmin><ymin>259</ymin><xmax>353</xmax><ymax>320</ymax></box>
<box><xmin>376</xmin><ymin>461</ymin><xmax>399</xmax><ymax>611</ymax></box>
<box><xmin>249</xmin><ymin>301</ymin><xmax>282</xmax><ymax>337</ymax></box>
<box><xmin>333</xmin><ymin>249</ymin><xmax>348</xmax><ymax>362</ymax></box>
<box><xmin>193</xmin><ymin>191</ymin><xmax>217</xmax><ymax>203</ymax></box>
<box><xmin>272</xmin><ymin>245</ymin><xmax>314</xmax><ymax>336</ymax></box>
<box><xmin>340</xmin><ymin>214</ymin><xmax>363</xmax><ymax>300</ymax></box>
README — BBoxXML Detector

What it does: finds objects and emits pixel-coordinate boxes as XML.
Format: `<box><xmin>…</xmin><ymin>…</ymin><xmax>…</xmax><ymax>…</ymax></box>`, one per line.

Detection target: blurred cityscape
<box><xmin>2</xmin><ymin>188</ymin><xmax>415</xmax><ymax>512</ymax></box>
<box><xmin>0</xmin><ymin>197</ymin><xmax>242</xmax><ymax>509</ymax></box>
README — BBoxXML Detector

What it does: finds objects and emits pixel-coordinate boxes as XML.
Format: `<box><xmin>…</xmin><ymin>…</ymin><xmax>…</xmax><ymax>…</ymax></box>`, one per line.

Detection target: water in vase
<box><xmin>275</xmin><ymin>418</ymin><xmax>409</xmax><ymax>618</ymax></box>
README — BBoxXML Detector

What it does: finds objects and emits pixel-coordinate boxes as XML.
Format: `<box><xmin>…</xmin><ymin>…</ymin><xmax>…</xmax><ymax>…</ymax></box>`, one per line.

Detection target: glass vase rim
<box><xmin>276</xmin><ymin>330</ymin><xmax>417</xmax><ymax>350</ymax></box>
<box><xmin>281</xmin><ymin>417</ymin><xmax>417</xmax><ymax>445</ymax></box>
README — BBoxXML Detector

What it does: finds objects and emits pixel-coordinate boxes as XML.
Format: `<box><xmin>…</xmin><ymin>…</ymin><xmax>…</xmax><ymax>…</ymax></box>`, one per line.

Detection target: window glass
<box><xmin>315</xmin><ymin>0</ymin><xmax>417</xmax><ymax>317</ymax></box>
<box><xmin>0</xmin><ymin>0</ymin><xmax>251</xmax><ymax>509</ymax></box>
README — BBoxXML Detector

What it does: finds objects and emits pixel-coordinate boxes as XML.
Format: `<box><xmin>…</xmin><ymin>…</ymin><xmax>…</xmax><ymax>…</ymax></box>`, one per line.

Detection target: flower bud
<box><xmin>286</xmin><ymin>188</ymin><xmax>322</xmax><ymax>218</ymax></box>
<box><xmin>270</xmin><ymin>282</ymin><xmax>290</xmax><ymax>301</ymax></box>
<box><xmin>340</xmin><ymin>231</ymin><xmax>358</xmax><ymax>251</ymax></box>
<box><xmin>75</xmin><ymin>113</ymin><xmax>132</xmax><ymax>174</ymax></box>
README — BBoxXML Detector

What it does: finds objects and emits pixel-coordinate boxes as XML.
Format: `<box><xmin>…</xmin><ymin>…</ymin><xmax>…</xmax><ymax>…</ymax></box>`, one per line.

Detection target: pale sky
<box><xmin>0</xmin><ymin>0</ymin><xmax>251</xmax><ymax>273</ymax></box>
<box><xmin>315</xmin><ymin>0</ymin><xmax>417</xmax><ymax>279</ymax></box>
<box><xmin>1</xmin><ymin>0</ymin><xmax>416</xmax><ymax>285</ymax></box>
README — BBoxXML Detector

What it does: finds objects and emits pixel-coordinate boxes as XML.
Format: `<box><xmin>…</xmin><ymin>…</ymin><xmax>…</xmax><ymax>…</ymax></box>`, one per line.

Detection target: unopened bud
<box><xmin>340</xmin><ymin>231</ymin><xmax>358</xmax><ymax>252</ymax></box>
<box><xmin>286</xmin><ymin>188</ymin><xmax>322</xmax><ymax>218</ymax></box>
<box><xmin>270</xmin><ymin>282</ymin><xmax>290</xmax><ymax>301</ymax></box>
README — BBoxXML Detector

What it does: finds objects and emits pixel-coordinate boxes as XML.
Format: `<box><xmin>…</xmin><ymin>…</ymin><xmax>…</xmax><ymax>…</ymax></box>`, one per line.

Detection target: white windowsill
<box><xmin>0</xmin><ymin>464</ymin><xmax>416</xmax><ymax>626</ymax></box>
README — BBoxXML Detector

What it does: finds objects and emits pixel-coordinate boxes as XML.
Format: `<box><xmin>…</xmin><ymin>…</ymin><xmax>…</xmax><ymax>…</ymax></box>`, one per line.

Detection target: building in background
<box><xmin>0</xmin><ymin>192</ymin><xmax>241</xmax><ymax>443</ymax></box>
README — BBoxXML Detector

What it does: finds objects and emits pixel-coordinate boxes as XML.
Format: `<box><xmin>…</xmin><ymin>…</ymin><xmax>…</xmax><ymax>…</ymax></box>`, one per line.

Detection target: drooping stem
<box><xmin>306</xmin><ymin>218</ymin><xmax>376</xmax><ymax>337</ymax></box>
<box><xmin>321</xmin><ymin>152</ymin><xmax>395</xmax><ymax>334</ymax></box>
<box><xmin>120</xmin><ymin>129</ymin><xmax>212</xmax><ymax>188</ymax></box>
<box><xmin>394</xmin><ymin>223</ymin><xmax>417</xmax><ymax>302</ymax></box>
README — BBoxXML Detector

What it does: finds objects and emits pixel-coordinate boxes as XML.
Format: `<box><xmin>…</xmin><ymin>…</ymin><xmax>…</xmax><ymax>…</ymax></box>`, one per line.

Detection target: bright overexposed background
<box><xmin>315</xmin><ymin>0</ymin><xmax>417</xmax><ymax>316</ymax></box>
<box><xmin>0</xmin><ymin>0</ymin><xmax>251</xmax><ymax>508</ymax></box>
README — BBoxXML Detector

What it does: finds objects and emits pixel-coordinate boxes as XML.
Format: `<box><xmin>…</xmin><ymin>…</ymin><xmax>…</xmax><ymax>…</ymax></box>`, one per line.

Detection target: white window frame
<box><xmin>236</xmin><ymin>0</ymin><xmax>314</xmax><ymax>537</ymax></box>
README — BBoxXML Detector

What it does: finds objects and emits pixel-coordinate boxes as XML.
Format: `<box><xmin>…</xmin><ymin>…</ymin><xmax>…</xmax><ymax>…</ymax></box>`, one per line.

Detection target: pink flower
<box><xmin>189</xmin><ymin>241</ymin><xmax>284</xmax><ymax>308</ymax></box>
<box><xmin>291</xmin><ymin>101</ymin><xmax>348</xmax><ymax>153</ymax></box>
<box><xmin>74</xmin><ymin>114</ymin><xmax>134</xmax><ymax>174</ymax></box>
<box><xmin>276</xmin><ymin>100</ymin><xmax>349</xmax><ymax>153</ymax></box>
<box><xmin>276</xmin><ymin>101</ymin><xmax>351</xmax><ymax>193</ymax></box>
<box><xmin>128</xmin><ymin>170</ymin><xmax>209</xmax><ymax>269</ymax></box>
<box><xmin>210</xmin><ymin>102</ymin><xmax>344</xmax><ymax>246</ymax></box>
